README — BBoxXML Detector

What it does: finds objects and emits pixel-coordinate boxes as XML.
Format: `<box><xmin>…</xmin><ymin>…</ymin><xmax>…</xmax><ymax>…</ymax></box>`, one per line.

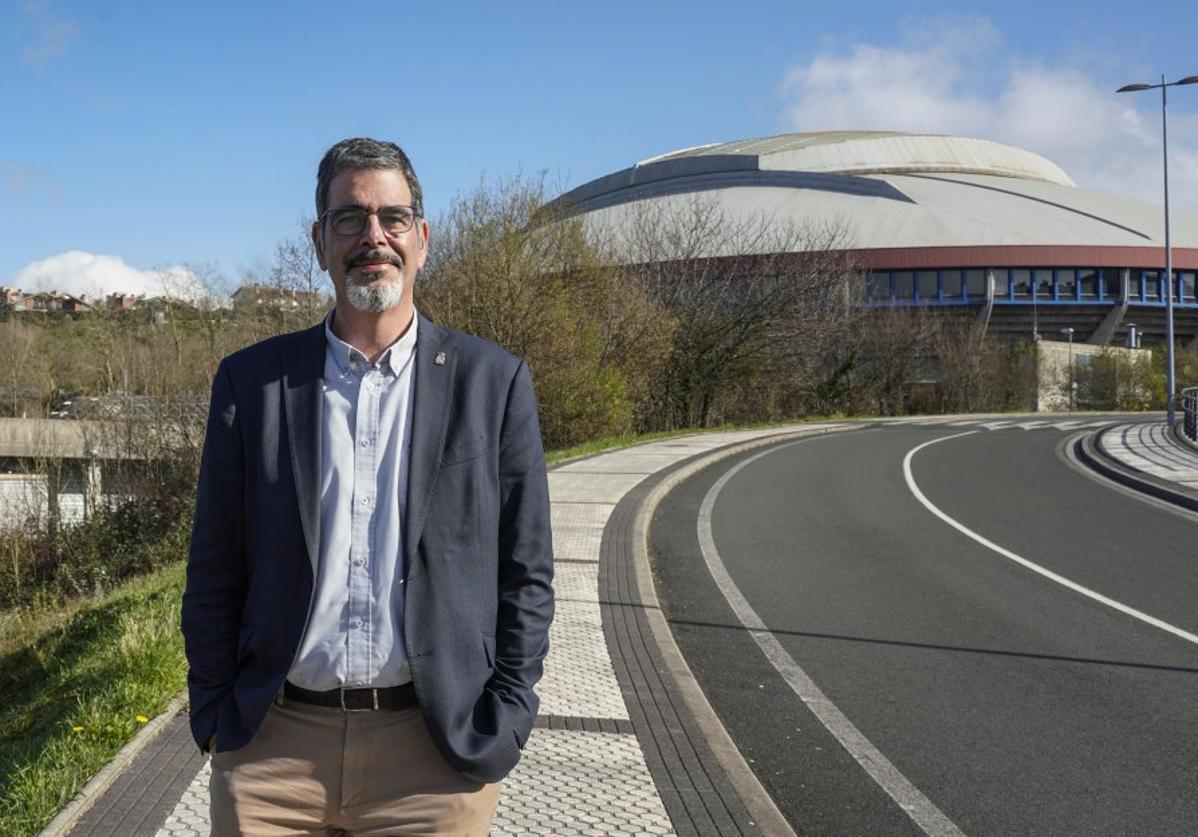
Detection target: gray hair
<box><xmin>315</xmin><ymin>137</ymin><xmax>424</xmax><ymax>219</ymax></box>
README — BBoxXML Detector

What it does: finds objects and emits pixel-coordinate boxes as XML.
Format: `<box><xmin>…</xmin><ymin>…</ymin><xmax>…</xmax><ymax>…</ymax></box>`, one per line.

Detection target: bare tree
<box><xmin>596</xmin><ymin>194</ymin><xmax>862</xmax><ymax>428</ymax></box>
<box><xmin>270</xmin><ymin>216</ymin><xmax>330</xmax><ymax>328</ymax></box>
<box><xmin>0</xmin><ymin>319</ymin><xmax>50</xmax><ymax>417</ymax></box>
<box><xmin>846</xmin><ymin>307</ymin><xmax>936</xmax><ymax>416</ymax></box>
<box><xmin>927</xmin><ymin>315</ymin><xmax>994</xmax><ymax>413</ymax></box>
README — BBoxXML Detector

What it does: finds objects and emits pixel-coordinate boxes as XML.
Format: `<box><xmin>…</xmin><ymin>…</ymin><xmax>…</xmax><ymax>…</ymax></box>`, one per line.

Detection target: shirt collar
<box><xmin>323</xmin><ymin>309</ymin><xmax>419</xmax><ymax>376</ymax></box>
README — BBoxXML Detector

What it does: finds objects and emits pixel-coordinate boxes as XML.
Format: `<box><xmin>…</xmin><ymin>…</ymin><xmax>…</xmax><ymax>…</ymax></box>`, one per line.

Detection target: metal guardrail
<box><xmin>1183</xmin><ymin>387</ymin><xmax>1198</xmax><ymax>441</ymax></box>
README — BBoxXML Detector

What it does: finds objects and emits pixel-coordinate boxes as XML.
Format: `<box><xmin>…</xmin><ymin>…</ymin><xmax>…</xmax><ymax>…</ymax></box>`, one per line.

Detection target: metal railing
<box><xmin>1183</xmin><ymin>387</ymin><xmax>1198</xmax><ymax>441</ymax></box>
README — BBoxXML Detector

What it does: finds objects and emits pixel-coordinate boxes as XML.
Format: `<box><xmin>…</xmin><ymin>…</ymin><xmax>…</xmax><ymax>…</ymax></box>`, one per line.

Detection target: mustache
<box><xmin>346</xmin><ymin>250</ymin><xmax>404</xmax><ymax>269</ymax></box>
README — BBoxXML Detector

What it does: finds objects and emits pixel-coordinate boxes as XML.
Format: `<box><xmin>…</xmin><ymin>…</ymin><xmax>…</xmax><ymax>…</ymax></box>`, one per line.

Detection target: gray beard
<box><xmin>345</xmin><ymin>277</ymin><xmax>405</xmax><ymax>312</ymax></box>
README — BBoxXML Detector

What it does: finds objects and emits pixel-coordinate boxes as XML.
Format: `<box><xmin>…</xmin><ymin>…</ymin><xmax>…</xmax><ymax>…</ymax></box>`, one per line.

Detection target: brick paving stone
<box><xmin>155</xmin><ymin>760</ymin><xmax>210</xmax><ymax>837</ymax></box>
<box><xmin>551</xmin><ymin>501</ymin><xmax>614</xmax><ymax>564</ymax></box>
<box><xmin>540</xmin><ymin>596</ymin><xmax>629</xmax><ymax>720</ymax></box>
<box><xmin>552</xmin><ymin>560</ymin><xmax>602</xmax><ymax>605</ymax></box>
<box><xmin>548</xmin><ymin>471</ymin><xmax>649</xmax><ymax>504</ymax></box>
<box><xmin>493</xmin><ymin>729</ymin><xmax>673</xmax><ymax>836</ymax></box>
<box><xmin>555</xmin><ymin>451</ymin><xmax>687</xmax><ymax>473</ymax></box>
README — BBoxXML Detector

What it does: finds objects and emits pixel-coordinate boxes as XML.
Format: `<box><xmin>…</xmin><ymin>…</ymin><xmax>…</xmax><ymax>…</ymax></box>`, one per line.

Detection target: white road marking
<box><xmin>699</xmin><ymin>444</ymin><xmax>966</xmax><ymax>837</ymax></box>
<box><xmin>904</xmin><ymin>432</ymin><xmax>1198</xmax><ymax>648</ymax></box>
<box><xmin>906</xmin><ymin>419</ymin><xmax>1119</xmax><ymax>433</ymax></box>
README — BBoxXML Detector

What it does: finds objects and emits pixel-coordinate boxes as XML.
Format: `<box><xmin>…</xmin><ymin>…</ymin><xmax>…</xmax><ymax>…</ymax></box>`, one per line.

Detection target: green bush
<box><xmin>0</xmin><ymin>491</ymin><xmax>192</xmax><ymax>612</ymax></box>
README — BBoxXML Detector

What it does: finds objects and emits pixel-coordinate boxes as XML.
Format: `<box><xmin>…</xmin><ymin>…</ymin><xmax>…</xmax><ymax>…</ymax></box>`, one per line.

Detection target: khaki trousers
<box><xmin>209</xmin><ymin>699</ymin><xmax>500</xmax><ymax>836</ymax></box>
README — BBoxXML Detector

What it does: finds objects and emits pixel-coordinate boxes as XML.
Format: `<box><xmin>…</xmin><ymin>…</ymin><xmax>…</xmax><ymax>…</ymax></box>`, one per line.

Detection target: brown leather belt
<box><xmin>283</xmin><ymin>681</ymin><xmax>417</xmax><ymax>712</ymax></box>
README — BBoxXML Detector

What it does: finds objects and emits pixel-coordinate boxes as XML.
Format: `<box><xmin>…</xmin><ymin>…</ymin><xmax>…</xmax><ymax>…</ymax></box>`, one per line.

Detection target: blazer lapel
<box><xmin>282</xmin><ymin>324</ymin><xmax>325</xmax><ymax>574</ymax></box>
<box><xmin>405</xmin><ymin>316</ymin><xmax>454</xmax><ymax>568</ymax></box>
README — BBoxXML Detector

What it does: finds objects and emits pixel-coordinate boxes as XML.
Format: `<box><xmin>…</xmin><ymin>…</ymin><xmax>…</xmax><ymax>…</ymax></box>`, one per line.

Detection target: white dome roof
<box><xmin>552</xmin><ymin>130</ymin><xmax>1198</xmax><ymax>261</ymax></box>
<box><xmin>640</xmin><ymin>131</ymin><xmax>1075</xmax><ymax>187</ymax></box>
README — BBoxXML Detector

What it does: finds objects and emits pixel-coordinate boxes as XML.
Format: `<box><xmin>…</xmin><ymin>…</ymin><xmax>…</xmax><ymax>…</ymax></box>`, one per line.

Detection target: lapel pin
<box><xmin>434</xmin><ymin>351</ymin><xmax>446</xmax><ymax>366</ymax></box>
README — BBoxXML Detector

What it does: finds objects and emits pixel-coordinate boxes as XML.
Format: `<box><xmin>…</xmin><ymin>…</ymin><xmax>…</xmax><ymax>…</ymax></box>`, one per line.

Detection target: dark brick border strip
<box><xmin>601</xmin><ymin>471</ymin><xmax>760</xmax><ymax>837</ymax></box>
<box><xmin>69</xmin><ymin>711</ymin><xmax>205</xmax><ymax>836</ymax></box>
<box><xmin>535</xmin><ymin>714</ymin><xmax>635</xmax><ymax>734</ymax></box>
<box><xmin>599</xmin><ymin>427</ymin><xmax>849</xmax><ymax>837</ymax></box>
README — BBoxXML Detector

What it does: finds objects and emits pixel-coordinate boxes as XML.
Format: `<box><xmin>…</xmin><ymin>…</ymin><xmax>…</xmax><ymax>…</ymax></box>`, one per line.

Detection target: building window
<box><xmin>1079</xmin><ymin>269</ymin><xmax>1098</xmax><ymax>299</ymax></box>
<box><xmin>894</xmin><ymin>271</ymin><xmax>914</xmax><ymax>300</ymax></box>
<box><xmin>942</xmin><ymin>269</ymin><xmax>963</xmax><ymax>299</ymax></box>
<box><xmin>917</xmin><ymin>270</ymin><xmax>938</xmax><ymax>300</ymax></box>
<box><xmin>991</xmin><ymin>269</ymin><xmax>1010</xmax><ymax>298</ymax></box>
<box><xmin>1101</xmin><ymin>268</ymin><xmax>1123</xmax><ymax>300</ymax></box>
<box><xmin>1034</xmin><ymin>269</ymin><xmax>1053</xmax><ymax>299</ymax></box>
<box><xmin>965</xmin><ymin>269</ymin><xmax>986</xmax><ymax>299</ymax></box>
<box><xmin>866</xmin><ymin>272</ymin><xmax>891</xmax><ymax>300</ymax></box>
<box><xmin>1181</xmin><ymin>272</ymin><xmax>1196</xmax><ymax>303</ymax></box>
<box><xmin>1012</xmin><ymin>269</ymin><xmax>1032</xmax><ymax>298</ymax></box>
<box><xmin>1057</xmin><ymin>269</ymin><xmax>1077</xmax><ymax>300</ymax></box>
<box><xmin>1143</xmin><ymin>271</ymin><xmax>1161</xmax><ymax>302</ymax></box>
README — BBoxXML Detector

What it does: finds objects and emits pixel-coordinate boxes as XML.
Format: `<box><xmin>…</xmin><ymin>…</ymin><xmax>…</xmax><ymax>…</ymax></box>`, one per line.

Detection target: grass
<box><xmin>0</xmin><ymin>562</ymin><xmax>187</xmax><ymax>837</ymax></box>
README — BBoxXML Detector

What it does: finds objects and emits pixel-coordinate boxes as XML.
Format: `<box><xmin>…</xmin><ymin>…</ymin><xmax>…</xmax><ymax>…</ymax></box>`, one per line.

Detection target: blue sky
<box><xmin>3</xmin><ymin>0</ymin><xmax>1198</xmax><ymax>298</ymax></box>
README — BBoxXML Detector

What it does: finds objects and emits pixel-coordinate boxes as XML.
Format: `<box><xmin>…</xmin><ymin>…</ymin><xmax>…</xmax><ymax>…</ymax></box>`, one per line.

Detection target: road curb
<box><xmin>38</xmin><ymin>691</ymin><xmax>188</xmax><ymax>837</ymax></box>
<box><xmin>1075</xmin><ymin>429</ymin><xmax>1198</xmax><ymax>513</ymax></box>
<box><xmin>629</xmin><ymin>424</ymin><xmax>853</xmax><ymax>837</ymax></box>
<box><xmin>1169</xmin><ymin>420</ymin><xmax>1198</xmax><ymax>454</ymax></box>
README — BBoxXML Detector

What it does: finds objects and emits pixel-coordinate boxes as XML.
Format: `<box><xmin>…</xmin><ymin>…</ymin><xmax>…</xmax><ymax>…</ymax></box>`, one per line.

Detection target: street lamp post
<box><xmin>1060</xmin><ymin>327</ymin><xmax>1074</xmax><ymax>412</ymax></box>
<box><xmin>1117</xmin><ymin>73</ymin><xmax>1198</xmax><ymax>426</ymax></box>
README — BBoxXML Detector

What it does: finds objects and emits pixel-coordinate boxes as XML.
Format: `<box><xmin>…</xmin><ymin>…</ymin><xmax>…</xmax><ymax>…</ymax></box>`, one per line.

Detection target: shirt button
<box><xmin>360</xmin><ymin>438</ymin><xmax>370</xmax><ymax>447</ymax></box>
<box><xmin>353</xmin><ymin>558</ymin><xmax>365</xmax><ymax>567</ymax></box>
<box><xmin>360</xmin><ymin>497</ymin><xmax>370</xmax><ymax>506</ymax></box>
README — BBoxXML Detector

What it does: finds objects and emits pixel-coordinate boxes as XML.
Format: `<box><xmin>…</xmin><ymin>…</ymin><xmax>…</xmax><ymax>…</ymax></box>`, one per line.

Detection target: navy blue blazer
<box><xmin>181</xmin><ymin>316</ymin><xmax>554</xmax><ymax>783</ymax></box>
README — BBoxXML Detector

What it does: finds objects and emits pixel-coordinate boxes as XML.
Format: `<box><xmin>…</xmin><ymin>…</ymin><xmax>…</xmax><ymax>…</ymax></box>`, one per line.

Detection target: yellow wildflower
<box><xmin>72</xmin><ymin>726</ymin><xmax>84</xmax><ymax>733</ymax></box>
<box><xmin>136</xmin><ymin>715</ymin><xmax>149</xmax><ymax>724</ymax></box>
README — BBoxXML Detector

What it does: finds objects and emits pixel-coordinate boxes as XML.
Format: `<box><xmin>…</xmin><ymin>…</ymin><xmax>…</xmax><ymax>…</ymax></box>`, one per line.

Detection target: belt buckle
<box><xmin>340</xmin><ymin>687</ymin><xmax>379</xmax><ymax>712</ymax></box>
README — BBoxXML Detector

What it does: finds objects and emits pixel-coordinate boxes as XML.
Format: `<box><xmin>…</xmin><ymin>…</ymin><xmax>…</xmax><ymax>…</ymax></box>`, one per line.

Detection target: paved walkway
<box><xmin>58</xmin><ymin>426</ymin><xmax>824</xmax><ymax>837</ymax></box>
<box><xmin>50</xmin><ymin>418</ymin><xmax>1198</xmax><ymax>836</ymax></box>
<box><xmin>1096</xmin><ymin>420</ymin><xmax>1198</xmax><ymax>491</ymax></box>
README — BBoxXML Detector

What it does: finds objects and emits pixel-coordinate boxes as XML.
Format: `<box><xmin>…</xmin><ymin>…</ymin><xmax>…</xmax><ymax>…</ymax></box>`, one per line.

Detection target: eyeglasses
<box><xmin>320</xmin><ymin>205</ymin><xmax>420</xmax><ymax>237</ymax></box>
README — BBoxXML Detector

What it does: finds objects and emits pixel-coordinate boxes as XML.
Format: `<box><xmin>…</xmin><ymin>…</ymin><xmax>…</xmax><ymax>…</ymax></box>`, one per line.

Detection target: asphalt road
<box><xmin>651</xmin><ymin>420</ymin><xmax>1198</xmax><ymax>836</ymax></box>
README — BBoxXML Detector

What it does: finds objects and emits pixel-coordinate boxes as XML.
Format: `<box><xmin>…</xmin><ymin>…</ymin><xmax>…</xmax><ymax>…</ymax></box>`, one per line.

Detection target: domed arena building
<box><xmin>552</xmin><ymin>131</ymin><xmax>1198</xmax><ymax>349</ymax></box>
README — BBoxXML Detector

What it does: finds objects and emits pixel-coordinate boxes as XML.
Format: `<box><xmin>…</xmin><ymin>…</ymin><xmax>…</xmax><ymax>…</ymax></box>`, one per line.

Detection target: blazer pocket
<box><xmin>236</xmin><ymin>625</ymin><xmax>254</xmax><ymax>662</ymax></box>
<box><xmin>442</xmin><ymin>435</ymin><xmax>484</xmax><ymax>467</ymax></box>
<box><xmin>481</xmin><ymin>631</ymin><xmax>496</xmax><ymax>669</ymax></box>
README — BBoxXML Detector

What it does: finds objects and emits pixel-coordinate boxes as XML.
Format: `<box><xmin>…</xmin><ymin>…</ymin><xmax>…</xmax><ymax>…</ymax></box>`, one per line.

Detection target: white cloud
<box><xmin>780</xmin><ymin>19</ymin><xmax>1198</xmax><ymax>213</ymax></box>
<box><xmin>2</xmin><ymin>162</ymin><xmax>62</xmax><ymax>201</ymax></box>
<box><xmin>16</xmin><ymin>0</ymin><xmax>79</xmax><ymax>63</ymax></box>
<box><xmin>10</xmin><ymin>251</ymin><xmax>210</xmax><ymax>303</ymax></box>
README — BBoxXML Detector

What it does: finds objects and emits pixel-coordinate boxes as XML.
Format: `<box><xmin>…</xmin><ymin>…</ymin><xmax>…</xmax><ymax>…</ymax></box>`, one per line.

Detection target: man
<box><xmin>182</xmin><ymin>137</ymin><xmax>554</xmax><ymax>835</ymax></box>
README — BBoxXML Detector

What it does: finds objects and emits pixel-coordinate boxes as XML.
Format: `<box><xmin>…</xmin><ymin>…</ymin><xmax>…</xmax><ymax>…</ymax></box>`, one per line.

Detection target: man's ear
<box><xmin>416</xmin><ymin>217</ymin><xmax>430</xmax><ymax>270</ymax></box>
<box><xmin>311</xmin><ymin>222</ymin><xmax>327</xmax><ymax>271</ymax></box>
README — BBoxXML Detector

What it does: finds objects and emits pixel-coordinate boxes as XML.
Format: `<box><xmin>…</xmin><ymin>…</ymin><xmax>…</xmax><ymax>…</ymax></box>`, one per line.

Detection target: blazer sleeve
<box><xmin>180</xmin><ymin>359</ymin><xmax>247</xmax><ymax>750</ymax></box>
<box><xmin>487</xmin><ymin>360</ymin><xmax>554</xmax><ymax>742</ymax></box>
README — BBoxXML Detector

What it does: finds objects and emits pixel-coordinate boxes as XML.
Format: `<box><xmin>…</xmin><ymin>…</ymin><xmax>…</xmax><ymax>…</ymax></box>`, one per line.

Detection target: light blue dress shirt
<box><xmin>287</xmin><ymin>312</ymin><xmax>418</xmax><ymax>690</ymax></box>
